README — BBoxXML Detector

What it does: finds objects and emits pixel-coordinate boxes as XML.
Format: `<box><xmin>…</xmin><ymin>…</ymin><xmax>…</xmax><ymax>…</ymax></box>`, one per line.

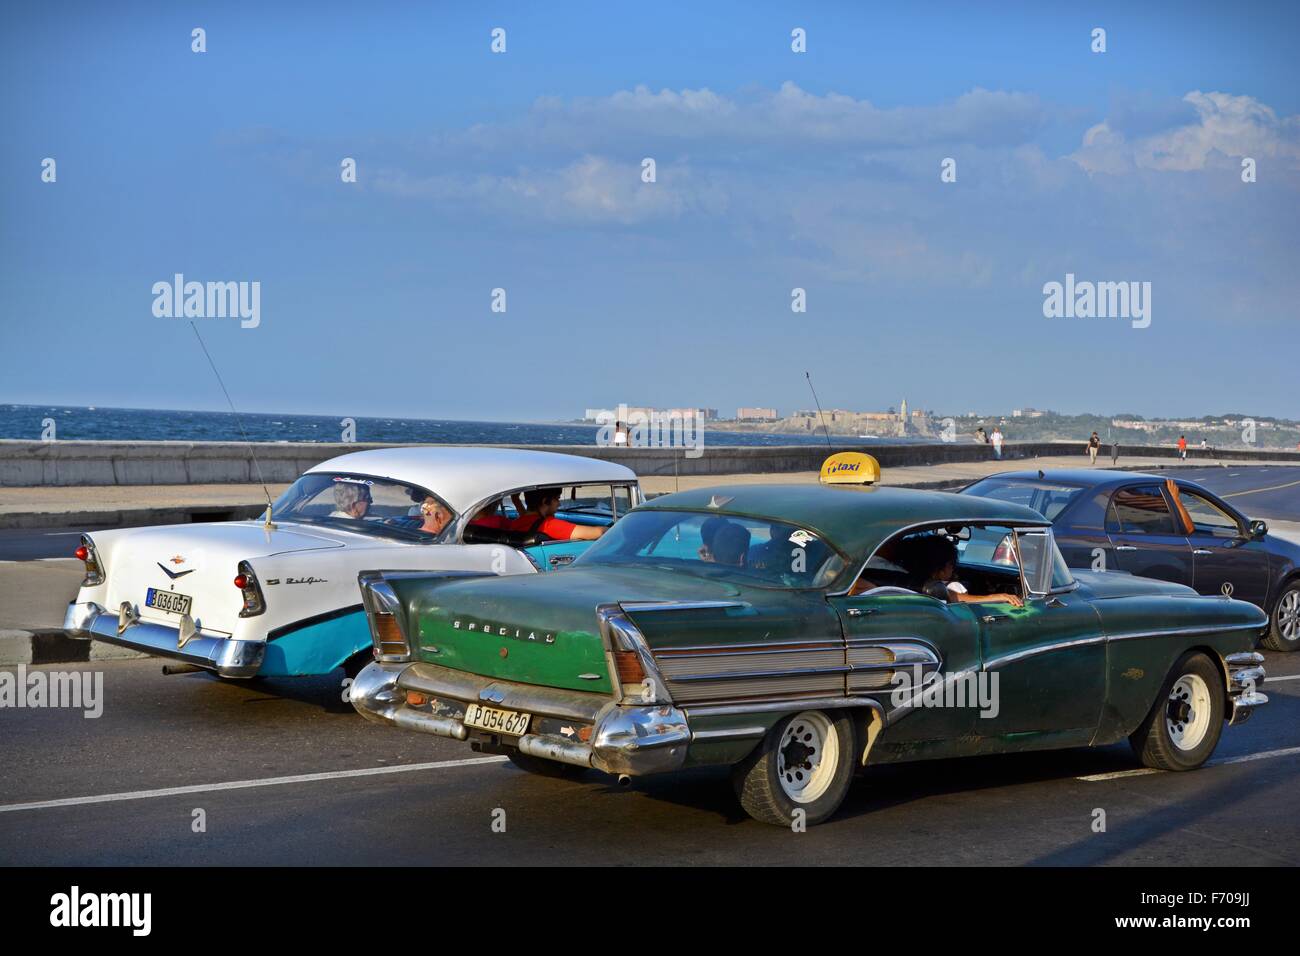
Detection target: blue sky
<box><xmin>2</xmin><ymin>0</ymin><xmax>1297</xmax><ymax>421</ymax></box>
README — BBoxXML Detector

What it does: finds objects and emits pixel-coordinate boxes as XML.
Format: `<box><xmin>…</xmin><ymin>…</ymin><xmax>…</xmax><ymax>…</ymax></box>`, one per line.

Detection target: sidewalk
<box><xmin>0</xmin><ymin>454</ymin><xmax>1283</xmax><ymax>528</ymax></box>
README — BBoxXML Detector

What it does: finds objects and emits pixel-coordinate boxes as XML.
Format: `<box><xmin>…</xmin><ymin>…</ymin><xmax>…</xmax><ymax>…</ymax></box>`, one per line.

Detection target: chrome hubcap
<box><xmin>1166</xmin><ymin>674</ymin><xmax>1212</xmax><ymax>751</ymax></box>
<box><xmin>777</xmin><ymin>711</ymin><xmax>838</xmax><ymax>804</ymax></box>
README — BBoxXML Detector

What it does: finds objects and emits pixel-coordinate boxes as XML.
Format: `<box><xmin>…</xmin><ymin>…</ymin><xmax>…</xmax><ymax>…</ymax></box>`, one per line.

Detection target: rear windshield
<box><xmin>962</xmin><ymin>478</ymin><xmax>1084</xmax><ymax>521</ymax></box>
<box><xmin>574</xmin><ymin>509</ymin><xmax>849</xmax><ymax>589</ymax></box>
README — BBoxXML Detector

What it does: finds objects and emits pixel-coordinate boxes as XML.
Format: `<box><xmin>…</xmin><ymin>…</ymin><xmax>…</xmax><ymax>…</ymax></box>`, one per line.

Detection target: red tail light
<box><xmin>235</xmin><ymin>562</ymin><xmax>265</xmax><ymax>618</ymax></box>
<box><xmin>76</xmin><ymin>536</ymin><xmax>104</xmax><ymax>586</ymax></box>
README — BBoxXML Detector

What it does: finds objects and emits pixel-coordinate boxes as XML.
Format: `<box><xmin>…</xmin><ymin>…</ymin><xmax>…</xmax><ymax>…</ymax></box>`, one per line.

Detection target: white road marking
<box><xmin>0</xmin><ymin>755</ymin><xmax>509</xmax><ymax>814</ymax></box>
<box><xmin>1266</xmin><ymin>674</ymin><xmax>1300</xmax><ymax>683</ymax></box>
<box><xmin>1078</xmin><ymin>744</ymin><xmax>1300</xmax><ymax>782</ymax></box>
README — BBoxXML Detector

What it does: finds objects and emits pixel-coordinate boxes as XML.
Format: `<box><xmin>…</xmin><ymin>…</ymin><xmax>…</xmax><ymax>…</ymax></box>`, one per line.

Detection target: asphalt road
<box><xmin>0</xmin><ymin>528</ymin><xmax>101</xmax><ymax>562</ymax></box>
<box><xmin>1</xmin><ymin>655</ymin><xmax>1298</xmax><ymax>865</ymax></box>
<box><xmin>1165</xmin><ymin>466</ymin><xmax>1300</xmax><ymax>522</ymax></box>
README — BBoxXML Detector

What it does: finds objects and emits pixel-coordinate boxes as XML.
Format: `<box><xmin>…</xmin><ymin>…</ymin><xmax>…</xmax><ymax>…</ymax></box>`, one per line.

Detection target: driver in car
<box><xmin>508</xmin><ymin>488</ymin><xmax>606</xmax><ymax>541</ymax></box>
<box><xmin>908</xmin><ymin>535</ymin><xmax>1023</xmax><ymax>607</ymax></box>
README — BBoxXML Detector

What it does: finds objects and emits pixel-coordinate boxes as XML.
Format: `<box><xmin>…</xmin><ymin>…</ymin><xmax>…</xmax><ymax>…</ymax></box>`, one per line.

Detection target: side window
<box><xmin>1179</xmin><ymin>489</ymin><xmax>1241</xmax><ymax>536</ymax></box>
<box><xmin>1014</xmin><ymin>532</ymin><xmax>1052</xmax><ymax>595</ymax></box>
<box><xmin>1108</xmin><ymin>485</ymin><xmax>1175</xmax><ymax>534</ymax></box>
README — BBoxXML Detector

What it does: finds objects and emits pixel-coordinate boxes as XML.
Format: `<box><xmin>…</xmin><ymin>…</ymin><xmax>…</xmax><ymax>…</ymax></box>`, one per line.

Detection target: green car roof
<box><xmin>640</xmin><ymin>483</ymin><xmax>1049</xmax><ymax>560</ymax></box>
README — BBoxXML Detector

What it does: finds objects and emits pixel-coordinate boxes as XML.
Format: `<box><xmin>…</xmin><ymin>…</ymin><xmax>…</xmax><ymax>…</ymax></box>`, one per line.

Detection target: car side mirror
<box><xmin>1248</xmin><ymin>519</ymin><xmax>1268</xmax><ymax>539</ymax></box>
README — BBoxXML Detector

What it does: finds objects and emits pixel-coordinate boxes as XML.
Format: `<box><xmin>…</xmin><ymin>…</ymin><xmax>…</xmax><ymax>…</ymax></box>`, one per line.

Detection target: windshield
<box><xmin>270</xmin><ymin>472</ymin><xmax>454</xmax><ymax>542</ymax></box>
<box><xmin>573</xmin><ymin>509</ymin><xmax>849</xmax><ymax>589</ymax></box>
<box><xmin>962</xmin><ymin>478</ymin><xmax>1084</xmax><ymax>521</ymax></box>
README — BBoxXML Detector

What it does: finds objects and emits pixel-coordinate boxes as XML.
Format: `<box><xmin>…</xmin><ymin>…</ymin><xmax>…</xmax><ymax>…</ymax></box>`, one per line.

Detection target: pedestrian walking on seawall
<box><xmin>1087</xmin><ymin>431</ymin><xmax>1100</xmax><ymax>465</ymax></box>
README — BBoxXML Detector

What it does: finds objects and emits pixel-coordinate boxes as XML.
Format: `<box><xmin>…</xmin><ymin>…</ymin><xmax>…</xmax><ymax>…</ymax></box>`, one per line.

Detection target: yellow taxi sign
<box><xmin>819</xmin><ymin>452</ymin><xmax>880</xmax><ymax>485</ymax></box>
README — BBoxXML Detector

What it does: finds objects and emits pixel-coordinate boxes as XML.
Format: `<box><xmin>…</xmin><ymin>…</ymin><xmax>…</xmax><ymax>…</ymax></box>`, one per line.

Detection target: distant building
<box><xmin>737</xmin><ymin>407</ymin><xmax>778</xmax><ymax>421</ymax></box>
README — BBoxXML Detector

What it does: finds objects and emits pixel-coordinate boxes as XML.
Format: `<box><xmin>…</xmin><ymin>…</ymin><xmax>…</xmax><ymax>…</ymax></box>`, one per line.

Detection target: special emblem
<box><xmin>452</xmin><ymin>619</ymin><xmax>555</xmax><ymax>643</ymax></box>
<box><xmin>1221</xmin><ymin>582</ymin><xmax>1234</xmax><ymax>597</ymax></box>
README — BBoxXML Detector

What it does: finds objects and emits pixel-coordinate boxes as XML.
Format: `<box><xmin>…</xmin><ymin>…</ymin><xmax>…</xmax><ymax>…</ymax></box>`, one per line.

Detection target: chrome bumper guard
<box><xmin>349</xmin><ymin>661</ymin><xmax>690</xmax><ymax>777</ymax></box>
<box><xmin>63</xmin><ymin>601</ymin><xmax>264</xmax><ymax>679</ymax></box>
<box><xmin>1224</xmin><ymin>651</ymin><xmax>1268</xmax><ymax>726</ymax></box>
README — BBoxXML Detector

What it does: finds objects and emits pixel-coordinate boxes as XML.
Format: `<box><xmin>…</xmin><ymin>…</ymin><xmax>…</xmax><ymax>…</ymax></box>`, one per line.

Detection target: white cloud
<box><xmin>1071</xmin><ymin>91</ymin><xmax>1300</xmax><ymax>174</ymax></box>
<box><xmin>373</xmin><ymin>155</ymin><xmax>725</xmax><ymax>224</ymax></box>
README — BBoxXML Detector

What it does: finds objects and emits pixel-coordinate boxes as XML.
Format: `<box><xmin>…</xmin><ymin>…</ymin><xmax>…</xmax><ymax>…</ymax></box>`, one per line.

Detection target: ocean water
<box><xmin>2</xmin><ymin>404</ymin><xmax>925</xmax><ymax>447</ymax></box>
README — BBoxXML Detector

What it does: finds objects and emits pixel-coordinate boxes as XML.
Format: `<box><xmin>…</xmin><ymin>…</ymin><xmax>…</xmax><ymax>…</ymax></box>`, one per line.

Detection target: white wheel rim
<box><xmin>776</xmin><ymin>711</ymin><xmax>838</xmax><ymax>804</ymax></box>
<box><xmin>1277</xmin><ymin>590</ymin><xmax>1300</xmax><ymax>641</ymax></box>
<box><xmin>1166</xmin><ymin>674</ymin><xmax>1212</xmax><ymax>751</ymax></box>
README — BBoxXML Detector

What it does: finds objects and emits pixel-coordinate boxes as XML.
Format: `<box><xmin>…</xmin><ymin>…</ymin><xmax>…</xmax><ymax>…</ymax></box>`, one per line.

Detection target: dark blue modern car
<box><xmin>962</xmin><ymin>469</ymin><xmax>1300</xmax><ymax>652</ymax></box>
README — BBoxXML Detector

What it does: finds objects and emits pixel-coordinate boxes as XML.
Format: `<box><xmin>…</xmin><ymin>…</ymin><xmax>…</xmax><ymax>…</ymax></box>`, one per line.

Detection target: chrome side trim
<box><xmin>655</xmin><ymin>639</ymin><xmax>843</xmax><ymax>655</ymax></box>
<box><xmin>982</xmin><ymin>635</ymin><xmax>1107</xmax><ymax>671</ymax></box>
<box><xmin>983</xmin><ymin>622</ymin><xmax>1267</xmax><ymax>673</ymax></box>
<box><xmin>1105</xmin><ymin>621</ymin><xmax>1268</xmax><ymax>643</ymax></box>
<box><xmin>621</xmin><ymin>600</ymin><xmax>749</xmax><ymax>613</ymax></box>
<box><xmin>691</xmin><ymin>726</ymin><xmax>768</xmax><ymax>741</ymax></box>
<box><xmin>670</xmin><ymin>665</ymin><xmax>849</xmax><ymax>683</ymax></box>
<box><xmin>685</xmin><ymin>695</ymin><xmax>888</xmax><ymax>722</ymax></box>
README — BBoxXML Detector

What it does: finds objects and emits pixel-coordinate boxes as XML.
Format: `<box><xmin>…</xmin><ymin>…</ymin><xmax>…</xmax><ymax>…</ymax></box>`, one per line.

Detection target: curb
<box><xmin>0</xmin><ymin>628</ymin><xmax>148</xmax><ymax>667</ymax></box>
<box><xmin>0</xmin><ymin>503</ymin><xmax>265</xmax><ymax>531</ymax></box>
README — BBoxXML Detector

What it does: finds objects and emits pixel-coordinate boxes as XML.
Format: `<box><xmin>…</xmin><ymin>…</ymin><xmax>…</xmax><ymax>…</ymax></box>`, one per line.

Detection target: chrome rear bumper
<box><xmin>350</xmin><ymin>661</ymin><xmax>690</xmax><ymax>777</ymax></box>
<box><xmin>64</xmin><ymin>601</ymin><xmax>264</xmax><ymax>679</ymax></box>
<box><xmin>1225</xmin><ymin>651</ymin><xmax>1268</xmax><ymax>726</ymax></box>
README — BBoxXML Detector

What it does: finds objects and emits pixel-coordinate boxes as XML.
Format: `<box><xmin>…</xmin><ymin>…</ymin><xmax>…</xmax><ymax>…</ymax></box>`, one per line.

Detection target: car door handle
<box><xmin>1114</xmin><ymin>545</ymin><xmax>1137</xmax><ymax>552</ymax></box>
<box><xmin>846</xmin><ymin>607</ymin><xmax>878</xmax><ymax>617</ymax></box>
<box><xmin>981</xmin><ymin>615</ymin><xmax>1010</xmax><ymax>624</ymax></box>
<box><xmin>1193</xmin><ymin>549</ymin><xmax>1213</xmax><ymax>556</ymax></box>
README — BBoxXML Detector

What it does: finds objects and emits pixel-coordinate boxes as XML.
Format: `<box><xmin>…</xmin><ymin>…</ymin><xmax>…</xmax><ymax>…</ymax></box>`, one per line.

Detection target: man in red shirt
<box><xmin>509</xmin><ymin>488</ymin><xmax>606</xmax><ymax>541</ymax></box>
<box><xmin>1177</xmin><ymin>435</ymin><xmax>1187</xmax><ymax>460</ymax></box>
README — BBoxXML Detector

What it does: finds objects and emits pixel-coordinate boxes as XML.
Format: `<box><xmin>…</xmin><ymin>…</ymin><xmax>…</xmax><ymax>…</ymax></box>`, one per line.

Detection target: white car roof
<box><xmin>306</xmin><ymin>446</ymin><xmax>638</xmax><ymax>514</ymax></box>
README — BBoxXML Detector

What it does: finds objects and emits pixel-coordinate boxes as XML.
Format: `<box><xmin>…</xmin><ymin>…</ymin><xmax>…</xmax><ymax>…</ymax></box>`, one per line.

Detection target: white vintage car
<box><xmin>64</xmin><ymin>446</ymin><xmax>641</xmax><ymax>679</ymax></box>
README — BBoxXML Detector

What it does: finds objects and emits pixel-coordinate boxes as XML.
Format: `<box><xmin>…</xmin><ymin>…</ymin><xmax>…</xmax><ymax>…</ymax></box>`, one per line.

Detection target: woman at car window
<box><xmin>330</xmin><ymin>482</ymin><xmax>372</xmax><ymax>519</ymax></box>
<box><xmin>909</xmin><ymin>535</ymin><xmax>1023</xmax><ymax>607</ymax></box>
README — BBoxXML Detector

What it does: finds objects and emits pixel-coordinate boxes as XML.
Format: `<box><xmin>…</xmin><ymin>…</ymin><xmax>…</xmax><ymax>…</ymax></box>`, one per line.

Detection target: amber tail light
<box><xmin>375</xmin><ymin>614</ymin><xmax>410</xmax><ymax>658</ymax></box>
<box><xmin>614</xmin><ymin>650</ymin><xmax>645</xmax><ymax>684</ymax></box>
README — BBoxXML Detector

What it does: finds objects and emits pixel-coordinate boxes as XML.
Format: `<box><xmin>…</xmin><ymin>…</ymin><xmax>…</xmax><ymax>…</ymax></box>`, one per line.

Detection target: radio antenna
<box><xmin>189</xmin><ymin>322</ymin><xmax>276</xmax><ymax>527</ymax></box>
<box><xmin>804</xmin><ymin>371</ymin><xmax>834</xmax><ymax>451</ymax></box>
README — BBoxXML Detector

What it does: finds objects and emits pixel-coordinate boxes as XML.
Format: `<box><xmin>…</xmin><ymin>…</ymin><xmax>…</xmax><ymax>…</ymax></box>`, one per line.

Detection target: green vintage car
<box><xmin>349</xmin><ymin>484</ymin><xmax>1269</xmax><ymax>826</ymax></box>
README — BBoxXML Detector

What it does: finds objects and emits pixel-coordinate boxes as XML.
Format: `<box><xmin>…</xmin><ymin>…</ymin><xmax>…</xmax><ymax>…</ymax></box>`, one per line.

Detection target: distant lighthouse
<box><xmin>898</xmin><ymin>399</ymin><xmax>908</xmax><ymax>437</ymax></box>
